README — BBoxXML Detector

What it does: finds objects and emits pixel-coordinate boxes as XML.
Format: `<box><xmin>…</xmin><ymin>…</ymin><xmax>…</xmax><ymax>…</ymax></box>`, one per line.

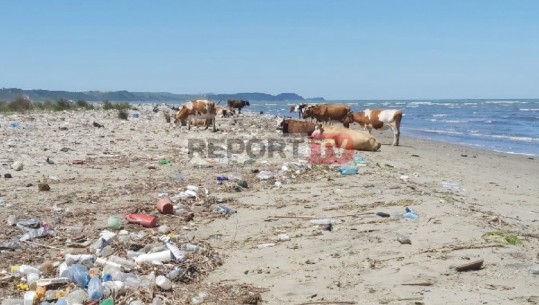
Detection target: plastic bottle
<box><xmin>155</xmin><ymin>275</ymin><xmax>172</xmax><ymax>290</ymax></box>
<box><xmin>88</xmin><ymin>276</ymin><xmax>104</xmax><ymax>300</ymax></box>
<box><xmin>166</xmin><ymin>266</ymin><xmax>184</xmax><ymax>281</ymax></box>
<box><xmin>310</xmin><ymin>219</ymin><xmax>337</xmax><ymax>225</ymax></box>
<box><xmin>354</xmin><ymin>155</ymin><xmax>367</xmax><ymax>166</ymax></box>
<box><xmin>23</xmin><ymin>291</ymin><xmax>36</xmax><ymax>305</ymax></box>
<box><xmin>102</xmin><ymin>281</ymin><xmax>125</xmax><ymax>298</ymax></box>
<box><xmin>165</xmin><ymin>242</ymin><xmax>186</xmax><ymax>262</ymax></box>
<box><xmin>338</xmin><ymin>165</ymin><xmax>359</xmax><ymax>175</ymax></box>
<box><xmin>184</xmin><ymin>244</ymin><xmax>207</xmax><ymax>254</ymax></box>
<box><xmin>18</xmin><ymin>265</ymin><xmax>41</xmax><ymax>275</ymax></box>
<box><xmin>402</xmin><ymin>207</ymin><xmax>419</xmax><ymax>219</ymax></box>
<box><xmin>27</xmin><ymin>272</ymin><xmax>40</xmax><ymax>289</ymax></box>
<box><xmin>65</xmin><ymin>254</ymin><xmax>94</xmax><ymax>265</ymax></box>
<box><xmin>96</xmin><ymin>256</ymin><xmax>136</xmax><ymax>269</ymax></box>
<box><xmin>1</xmin><ymin>299</ymin><xmax>25</xmax><ymax>305</ymax></box>
<box><xmin>68</xmin><ymin>264</ymin><xmax>89</xmax><ymax>288</ymax></box>
<box><xmin>66</xmin><ymin>289</ymin><xmax>88</xmax><ymax>304</ymax></box>
<box><xmin>216</xmin><ymin>204</ymin><xmax>236</xmax><ymax>215</ymax></box>
<box><xmin>135</xmin><ymin>250</ymin><xmax>173</xmax><ymax>264</ymax></box>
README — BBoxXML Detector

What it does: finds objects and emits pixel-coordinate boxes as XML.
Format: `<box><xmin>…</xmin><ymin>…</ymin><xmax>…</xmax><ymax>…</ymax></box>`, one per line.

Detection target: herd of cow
<box><xmin>169</xmin><ymin>99</ymin><xmax>403</xmax><ymax>151</ymax></box>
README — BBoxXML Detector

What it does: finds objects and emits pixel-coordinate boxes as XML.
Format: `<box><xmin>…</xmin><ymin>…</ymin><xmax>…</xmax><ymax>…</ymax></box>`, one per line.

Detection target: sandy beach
<box><xmin>1</xmin><ymin>106</ymin><xmax>538</xmax><ymax>304</ymax></box>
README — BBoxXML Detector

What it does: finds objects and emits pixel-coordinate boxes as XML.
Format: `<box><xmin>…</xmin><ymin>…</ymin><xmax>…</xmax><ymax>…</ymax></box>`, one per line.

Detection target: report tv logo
<box><xmin>185</xmin><ymin>134</ymin><xmax>355</xmax><ymax>164</ymax></box>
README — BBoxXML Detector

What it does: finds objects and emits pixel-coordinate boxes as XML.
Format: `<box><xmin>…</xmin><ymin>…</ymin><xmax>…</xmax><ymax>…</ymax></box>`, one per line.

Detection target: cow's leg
<box><xmin>392</xmin><ymin>125</ymin><xmax>400</xmax><ymax>146</ymax></box>
<box><xmin>212</xmin><ymin>116</ymin><xmax>216</xmax><ymax>132</ymax></box>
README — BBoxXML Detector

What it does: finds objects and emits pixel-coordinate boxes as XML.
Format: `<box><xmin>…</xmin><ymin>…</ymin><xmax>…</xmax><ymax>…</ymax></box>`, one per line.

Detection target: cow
<box><xmin>227</xmin><ymin>99</ymin><xmax>250</xmax><ymax>114</ymax></box>
<box><xmin>216</xmin><ymin>106</ymin><xmax>234</xmax><ymax>118</ymax></box>
<box><xmin>278</xmin><ymin>118</ymin><xmax>317</xmax><ymax>136</ymax></box>
<box><xmin>289</xmin><ymin>103</ymin><xmax>308</xmax><ymax>119</ymax></box>
<box><xmin>345</xmin><ymin>109</ymin><xmax>402</xmax><ymax>146</ymax></box>
<box><xmin>311</xmin><ymin>124</ymin><xmax>381</xmax><ymax>152</ymax></box>
<box><xmin>174</xmin><ymin>100</ymin><xmax>217</xmax><ymax>132</ymax></box>
<box><xmin>302</xmin><ymin>104</ymin><xmax>350</xmax><ymax>127</ymax></box>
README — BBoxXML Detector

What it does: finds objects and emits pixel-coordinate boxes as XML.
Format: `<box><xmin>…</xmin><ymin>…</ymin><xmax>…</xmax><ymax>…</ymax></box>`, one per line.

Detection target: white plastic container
<box><xmin>65</xmin><ymin>254</ymin><xmax>94</xmax><ymax>265</ymax></box>
<box><xmin>135</xmin><ymin>250</ymin><xmax>173</xmax><ymax>264</ymax></box>
<box><xmin>310</xmin><ymin>219</ymin><xmax>337</xmax><ymax>225</ymax></box>
<box><xmin>155</xmin><ymin>275</ymin><xmax>172</xmax><ymax>290</ymax></box>
<box><xmin>19</xmin><ymin>265</ymin><xmax>41</xmax><ymax>275</ymax></box>
<box><xmin>23</xmin><ymin>292</ymin><xmax>36</xmax><ymax>305</ymax></box>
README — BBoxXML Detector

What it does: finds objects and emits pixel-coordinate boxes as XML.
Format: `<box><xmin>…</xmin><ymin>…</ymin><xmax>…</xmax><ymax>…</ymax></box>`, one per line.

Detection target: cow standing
<box><xmin>302</xmin><ymin>104</ymin><xmax>350</xmax><ymax>127</ymax></box>
<box><xmin>174</xmin><ymin>100</ymin><xmax>217</xmax><ymax>132</ymax></box>
<box><xmin>227</xmin><ymin>99</ymin><xmax>250</xmax><ymax>114</ymax></box>
<box><xmin>346</xmin><ymin>109</ymin><xmax>402</xmax><ymax>146</ymax></box>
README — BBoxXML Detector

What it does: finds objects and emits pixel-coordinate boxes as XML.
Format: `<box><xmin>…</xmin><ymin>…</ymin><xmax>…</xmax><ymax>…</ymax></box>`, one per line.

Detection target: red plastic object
<box><xmin>72</xmin><ymin>160</ymin><xmax>84</xmax><ymax>165</ymax></box>
<box><xmin>125</xmin><ymin>214</ymin><xmax>158</xmax><ymax>228</ymax></box>
<box><xmin>156</xmin><ymin>198</ymin><xmax>174</xmax><ymax>214</ymax></box>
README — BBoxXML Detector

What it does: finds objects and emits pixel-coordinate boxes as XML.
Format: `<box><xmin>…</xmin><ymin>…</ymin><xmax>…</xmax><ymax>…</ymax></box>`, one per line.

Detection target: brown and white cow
<box><xmin>278</xmin><ymin>118</ymin><xmax>317</xmax><ymax>136</ymax></box>
<box><xmin>346</xmin><ymin>109</ymin><xmax>402</xmax><ymax>146</ymax></box>
<box><xmin>174</xmin><ymin>100</ymin><xmax>217</xmax><ymax>131</ymax></box>
<box><xmin>216</xmin><ymin>106</ymin><xmax>234</xmax><ymax>118</ymax></box>
<box><xmin>302</xmin><ymin>104</ymin><xmax>350</xmax><ymax>127</ymax></box>
<box><xmin>311</xmin><ymin>124</ymin><xmax>381</xmax><ymax>152</ymax></box>
<box><xmin>227</xmin><ymin>99</ymin><xmax>250</xmax><ymax>114</ymax></box>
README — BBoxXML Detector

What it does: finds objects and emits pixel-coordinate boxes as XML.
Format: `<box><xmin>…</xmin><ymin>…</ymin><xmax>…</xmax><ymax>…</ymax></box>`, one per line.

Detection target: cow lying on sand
<box><xmin>278</xmin><ymin>118</ymin><xmax>317</xmax><ymax>136</ymax></box>
<box><xmin>302</xmin><ymin>104</ymin><xmax>350</xmax><ymax>127</ymax></box>
<box><xmin>311</xmin><ymin>124</ymin><xmax>381</xmax><ymax>152</ymax></box>
<box><xmin>227</xmin><ymin>99</ymin><xmax>250</xmax><ymax>114</ymax></box>
<box><xmin>345</xmin><ymin>109</ymin><xmax>402</xmax><ymax>146</ymax></box>
<box><xmin>174</xmin><ymin>100</ymin><xmax>217</xmax><ymax>132</ymax></box>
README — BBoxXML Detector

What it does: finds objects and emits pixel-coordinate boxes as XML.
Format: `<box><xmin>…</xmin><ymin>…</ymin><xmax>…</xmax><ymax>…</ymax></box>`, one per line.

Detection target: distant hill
<box><xmin>0</xmin><ymin>88</ymin><xmax>324</xmax><ymax>102</ymax></box>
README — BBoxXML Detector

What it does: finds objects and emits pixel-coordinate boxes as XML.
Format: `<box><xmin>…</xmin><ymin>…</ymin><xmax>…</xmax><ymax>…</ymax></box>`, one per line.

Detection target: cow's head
<box><xmin>278</xmin><ymin>119</ymin><xmax>289</xmax><ymax>133</ymax></box>
<box><xmin>243</xmin><ymin>100</ymin><xmax>250</xmax><ymax>106</ymax></box>
<box><xmin>311</xmin><ymin>123</ymin><xmax>325</xmax><ymax>138</ymax></box>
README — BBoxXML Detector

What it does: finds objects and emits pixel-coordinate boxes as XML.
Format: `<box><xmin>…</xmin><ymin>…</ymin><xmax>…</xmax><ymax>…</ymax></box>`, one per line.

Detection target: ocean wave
<box><xmin>520</xmin><ymin>108</ymin><xmax>539</xmax><ymax>112</ymax></box>
<box><xmin>408</xmin><ymin>128</ymin><xmax>464</xmax><ymax>136</ymax></box>
<box><xmin>469</xmin><ymin>132</ymin><xmax>539</xmax><ymax>142</ymax></box>
<box><xmin>432</xmin><ymin>114</ymin><xmax>447</xmax><ymax>117</ymax></box>
<box><xmin>485</xmin><ymin>100</ymin><xmax>527</xmax><ymax>104</ymax></box>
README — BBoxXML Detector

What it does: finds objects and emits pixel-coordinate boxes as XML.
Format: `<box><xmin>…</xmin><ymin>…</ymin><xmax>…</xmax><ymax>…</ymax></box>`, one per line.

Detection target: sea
<box><xmin>244</xmin><ymin>99</ymin><xmax>539</xmax><ymax>156</ymax></box>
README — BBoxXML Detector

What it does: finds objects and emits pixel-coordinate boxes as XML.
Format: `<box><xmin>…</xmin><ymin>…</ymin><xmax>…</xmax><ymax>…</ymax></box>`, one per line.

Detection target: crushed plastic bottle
<box><xmin>155</xmin><ymin>275</ymin><xmax>172</xmax><ymax>290</ymax></box>
<box><xmin>402</xmin><ymin>207</ymin><xmax>419</xmax><ymax>220</ymax></box>
<box><xmin>215</xmin><ymin>204</ymin><xmax>237</xmax><ymax>215</ymax></box>
<box><xmin>68</xmin><ymin>264</ymin><xmax>89</xmax><ymax>288</ymax></box>
<box><xmin>338</xmin><ymin>165</ymin><xmax>359</xmax><ymax>175</ymax></box>
<box><xmin>88</xmin><ymin>276</ymin><xmax>104</xmax><ymax>300</ymax></box>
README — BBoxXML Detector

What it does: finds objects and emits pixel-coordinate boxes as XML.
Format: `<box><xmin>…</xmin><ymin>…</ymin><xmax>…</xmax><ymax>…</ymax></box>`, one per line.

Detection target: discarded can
<box><xmin>156</xmin><ymin>198</ymin><xmax>174</xmax><ymax>214</ymax></box>
<box><xmin>125</xmin><ymin>214</ymin><xmax>158</xmax><ymax>228</ymax></box>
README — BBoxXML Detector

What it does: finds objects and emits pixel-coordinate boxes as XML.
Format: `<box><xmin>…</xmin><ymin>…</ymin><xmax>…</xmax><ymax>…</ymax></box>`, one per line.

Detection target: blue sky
<box><xmin>1</xmin><ymin>0</ymin><xmax>538</xmax><ymax>100</ymax></box>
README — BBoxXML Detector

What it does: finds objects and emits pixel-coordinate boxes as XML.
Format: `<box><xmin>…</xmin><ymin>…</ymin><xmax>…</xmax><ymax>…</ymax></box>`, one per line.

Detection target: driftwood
<box><xmin>418</xmin><ymin>243</ymin><xmax>505</xmax><ymax>254</ymax></box>
<box><xmin>297</xmin><ymin>302</ymin><xmax>357</xmax><ymax>305</ymax></box>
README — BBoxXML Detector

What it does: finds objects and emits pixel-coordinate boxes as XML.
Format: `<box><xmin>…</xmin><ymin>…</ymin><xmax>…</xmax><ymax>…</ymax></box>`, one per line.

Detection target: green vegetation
<box><xmin>0</xmin><ymin>96</ymin><xmax>134</xmax><ymax>114</ymax></box>
<box><xmin>102</xmin><ymin>100</ymin><xmax>130</xmax><ymax>111</ymax></box>
<box><xmin>482</xmin><ymin>231</ymin><xmax>522</xmax><ymax>245</ymax></box>
<box><xmin>117</xmin><ymin>109</ymin><xmax>129</xmax><ymax>120</ymax></box>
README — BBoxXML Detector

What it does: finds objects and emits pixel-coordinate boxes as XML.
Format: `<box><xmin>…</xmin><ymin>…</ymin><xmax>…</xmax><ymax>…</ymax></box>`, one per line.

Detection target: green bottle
<box><xmin>100</xmin><ymin>298</ymin><xmax>114</xmax><ymax>305</ymax></box>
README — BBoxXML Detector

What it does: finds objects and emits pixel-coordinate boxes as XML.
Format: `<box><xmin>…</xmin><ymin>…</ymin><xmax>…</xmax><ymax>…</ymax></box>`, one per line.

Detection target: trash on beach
<box><xmin>11</xmin><ymin>161</ymin><xmax>23</xmax><ymax>171</ymax></box>
<box><xmin>455</xmin><ymin>259</ymin><xmax>484</xmax><ymax>272</ymax></box>
<box><xmin>338</xmin><ymin>165</ymin><xmax>359</xmax><ymax>175</ymax></box>
<box><xmin>402</xmin><ymin>207</ymin><xmax>419</xmax><ymax>219</ymax></box>
<box><xmin>156</xmin><ymin>197</ymin><xmax>174</xmax><ymax>214</ymax></box>
<box><xmin>159</xmin><ymin>159</ymin><xmax>172</xmax><ymax>165</ymax></box>
<box><xmin>397</xmin><ymin>234</ymin><xmax>412</xmax><ymax>245</ymax></box>
<box><xmin>215</xmin><ymin>204</ymin><xmax>237</xmax><ymax>216</ymax></box>
<box><xmin>257</xmin><ymin>243</ymin><xmax>275</xmax><ymax>249</ymax></box>
<box><xmin>441</xmin><ymin>181</ymin><xmax>460</xmax><ymax>191</ymax></box>
<box><xmin>354</xmin><ymin>155</ymin><xmax>367</xmax><ymax>166</ymax></box>
<box><xmin>256</xmin><ymin>171</ymin><xmax>274</xmax><ymax>180</ymax></box>
<box><xmin>124</xmin><ymin>214</ymin><xmax>158</xmax><ymax>227</ymax></box>
<box><xmin>376</xmin><ymin>212</ymin><xmax>391</xmax><ymax>218</ymax></box>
